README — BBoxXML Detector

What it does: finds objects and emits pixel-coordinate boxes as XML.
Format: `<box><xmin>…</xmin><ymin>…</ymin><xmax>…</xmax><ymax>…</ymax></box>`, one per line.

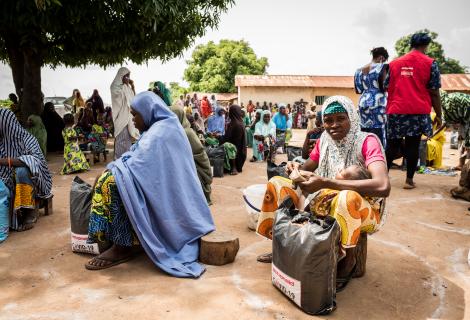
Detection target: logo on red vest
<box><xmin>400</xmin><ymin>66</ymin><xmax>414</xmax><ymax>77</ymax></box>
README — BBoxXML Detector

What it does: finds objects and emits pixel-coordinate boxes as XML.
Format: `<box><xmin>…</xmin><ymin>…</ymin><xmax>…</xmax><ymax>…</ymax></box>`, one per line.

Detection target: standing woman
<box><xmin>354</xmin><ymin>47</ymin><xmax>389</xmax><ymax>146</ymax></box>
<box><xmin>221</xmin><ymin>105</ymin><xmax>247</xmax><ymax>175</ymax></box>
<box><xmin>111</xmin><ymin>67</ymin><xmax>139</xmax><ymax>159</ymax></box>
<box><xmin>249</xmin><ymin>109</ymin><xmax>264</xmax><ymax>162</ymax></box>
<box><xmin>41</xmin><ymin>102</ymin><xmax>65</xmax><ymax>152</ymax></box>
<box><xmin>87</xmin><ymin>89</ymin><xmax>105</xmax><ymax>122</ymax></box>
<box><xmin>73</xmin><ymin>90</ymin><xmax>85</xmax><ymax>120</ymax></box>
<box><xmin>385</xmin><ymin>33</ymin><xmax>442</xmax><ymax>189</ymax></box>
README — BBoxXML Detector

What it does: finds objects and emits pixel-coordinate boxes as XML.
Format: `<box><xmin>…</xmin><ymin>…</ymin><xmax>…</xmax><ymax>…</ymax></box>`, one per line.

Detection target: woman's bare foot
<box><xmin>403</xmin><ymin>179</ymin><xmax>416</xmax><ymax>189</ymax></box>
<box><xmin>230</xmin><ymin>170</ymin><xmax>238</xmax><ymax>176</ymax></box>
<box><xmin>85</xmin><ymin>244</ymin><xmax>136</xmax><ymax>270</ymax></box>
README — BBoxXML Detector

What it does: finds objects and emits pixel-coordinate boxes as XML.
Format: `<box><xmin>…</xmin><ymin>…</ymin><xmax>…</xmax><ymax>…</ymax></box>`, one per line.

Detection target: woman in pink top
<box><xmin>255</xmin><ymin>96</ymin><xmax>390</xmax><ymax>291</ymax></box>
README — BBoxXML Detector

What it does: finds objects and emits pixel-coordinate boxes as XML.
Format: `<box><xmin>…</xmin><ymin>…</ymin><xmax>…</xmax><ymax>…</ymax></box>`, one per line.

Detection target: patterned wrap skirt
<box><xmin>256</xmin><ymin>176</ymin><xmax>383</xmax><ymax>248</ymax></box>
<box><xmin>10</xmin><ymin>167</ymin><xmax>36</xmax><ymax>230</ymax></box>
<box><xmin>87</xmin><ymin>171</ymin><xmax>137</xmax><ymax>247</ymax></box>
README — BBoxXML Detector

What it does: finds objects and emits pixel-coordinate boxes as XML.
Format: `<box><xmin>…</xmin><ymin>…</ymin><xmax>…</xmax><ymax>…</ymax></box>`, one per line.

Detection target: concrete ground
<box><xmin>1</xmin><ymin>130</ymin><xmax>469</xmax><ymax>320</ymax></box>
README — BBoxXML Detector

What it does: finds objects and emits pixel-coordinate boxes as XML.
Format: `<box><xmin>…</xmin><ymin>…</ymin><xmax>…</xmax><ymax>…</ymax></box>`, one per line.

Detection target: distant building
<box><xmin>235</xmin><ymin>74</ymin><xmax>470</xmax><ymax>107</ymax></box>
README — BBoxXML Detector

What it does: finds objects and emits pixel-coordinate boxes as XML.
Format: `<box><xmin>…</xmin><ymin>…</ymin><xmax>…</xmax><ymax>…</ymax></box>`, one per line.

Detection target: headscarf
<box><xmin>193</xmin><ymin>111</ymin><xmax>205</xmax><ymax>134</ymax></box>
<box><xmin>26</xmin><ymin>115</ymin><xmax>47</xmax><ymax>156</ymax></box>
<box><xmin>317</xmin><ymin>96</ymin><xmax>379</xmax><ymax>179</ymax></box>
<box><xmin>41</xmin><ymin>103</ymin><xmax>65</xmax><ymax>152</ymax></box>
<box><xmin>224</xmin><ymin>105</ymin><xmax>247</xmax><ymax>172</ymax></box>
<box><xmin>207</xmin><ymin>106</ymin><xmax>225</xmax><ymax>134</ymax></box>
<box><xmin>0</xmin><ymin>109</ymin><xmax>52</xmax><ymax>198</ymax></box>
<box><xmin>272</xmin><ymin>104</ymin><xmax>292</xmax><ymax>130</ymax></box>
<box><xmin>110</xmin><ymin>67</ymin><xmax>139</xmax><ymax>139</ymax></box>
<box><xmin>108</xmin><ymin>92</ymin><xmax>214</xmax><ymax>278</ymax></box>
<box><xmin>171</xmin><ymin>105</ymin><xmax>212</xmax><ymax>203</ymax></box>
<box><xmin>152</xmin><ymin>81</ymin><xmax>173</xmax><ymax>107</ymax></box>
<box><xmin>255</xmin><ymin>110</ymin><xmax>276</xmax><ymax>137</ymax></box>
<box><xmin>228</xmin><ymin>104</ymin><xmax>243</xmax><ymax>123</ymax></box>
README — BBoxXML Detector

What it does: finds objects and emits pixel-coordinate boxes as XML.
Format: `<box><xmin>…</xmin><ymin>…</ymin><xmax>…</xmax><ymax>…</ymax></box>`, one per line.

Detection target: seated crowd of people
<box><xmin>0</xmin><ymin>33</ymin><xmax>469</xmax><ymax>305</ymax></box>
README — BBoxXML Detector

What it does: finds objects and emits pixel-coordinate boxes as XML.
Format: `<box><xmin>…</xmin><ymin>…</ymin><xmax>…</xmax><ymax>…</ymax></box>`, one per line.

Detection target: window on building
<box><xmin>315</xmin><ymin>96</ymin><xmax>328</xmax><ymax>105</ymax></box>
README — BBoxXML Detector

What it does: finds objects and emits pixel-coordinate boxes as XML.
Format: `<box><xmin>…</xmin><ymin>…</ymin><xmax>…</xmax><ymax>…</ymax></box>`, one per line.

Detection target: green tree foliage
<box><xmin>395</xmin><ymin>29</ymin><xmax>467</xmax><ymax>74</ymax></box>
<box><xmin>0</xmin><ymin>0</ymin><xmax>233</xmax><ymax>121</ymax></box>
<box><xmin>169</xmin><ymin>82</ymin><xmax>189</xmax><ymax>104</ymax></box>
<box><xmin>184</xmin><ymin>40</ymin><xmax>268</xmax><ymax>93</ymax></box>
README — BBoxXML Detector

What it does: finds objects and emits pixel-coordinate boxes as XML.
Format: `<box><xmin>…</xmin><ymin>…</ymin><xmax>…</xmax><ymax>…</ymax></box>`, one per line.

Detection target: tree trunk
<box><xmin>5</xmin><ymin>42</ymin><xmax>24</xmax><ymax>98</ymax></box>
<box><xmin>3</xmin><ymin>29</ymin><xmax>44</xmax><ymax>123</ymax></box>
<box><xmin>21</xmin><ymin>47</ymin><xmax>43</xmax><ymax>122</ymax></box>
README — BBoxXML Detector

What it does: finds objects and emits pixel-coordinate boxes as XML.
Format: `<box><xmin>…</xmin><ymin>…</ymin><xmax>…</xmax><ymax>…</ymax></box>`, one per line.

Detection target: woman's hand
<box><xmin>299</xmin><ymin>175</ymin><xmax>327</xmax><ymax>194</ymax></box>
<box><xmin>285</xmin><ymin>161</ymin><xmax>300</xmax><ymax>175</ymax></box>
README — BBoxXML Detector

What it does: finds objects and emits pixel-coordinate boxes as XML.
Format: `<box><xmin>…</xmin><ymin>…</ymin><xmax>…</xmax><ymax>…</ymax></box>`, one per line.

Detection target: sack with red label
<box><xmin>272</xmin><ymin>197</ymin><xmax>340</xmax><ymax>315</ymax></box>
<box><xmin>70</xmin><ymin>176</ymin><xmax>102</xmax><ymax>255</ymax></box>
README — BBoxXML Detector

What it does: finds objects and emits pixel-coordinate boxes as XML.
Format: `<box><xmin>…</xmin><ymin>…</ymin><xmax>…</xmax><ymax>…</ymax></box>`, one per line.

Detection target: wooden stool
<box><xmin>83</xmin><ymin>151</ymin><xmax>94</xmax><ymax>165</ymax></box>
<box><xmin>199</xmin><ymin>231</ymin><xmax>240</xmax><ymax>266</ymax></box>
<box><xmin>353</xmin><ymin>233</ymin><xmax>367</xmax><ymax>278</ymax></box>
<box><xmin>37</xmin><ymin>196</ymin><xmax>53</xmax><ymax>216</ymax></box>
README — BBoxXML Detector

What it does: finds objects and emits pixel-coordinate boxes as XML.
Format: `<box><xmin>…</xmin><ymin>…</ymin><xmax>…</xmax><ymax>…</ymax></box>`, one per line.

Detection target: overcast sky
<box><xmin>1</xmin><ymin>0</ymin><xmax>469</xmax><ymax>103</ymax></box>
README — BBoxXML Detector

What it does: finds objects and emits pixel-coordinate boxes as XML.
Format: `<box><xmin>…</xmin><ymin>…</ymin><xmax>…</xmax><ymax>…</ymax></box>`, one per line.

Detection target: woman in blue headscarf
<box><xmin>85</xmin><ymin>91</ymin><xmax>215</xmax><ymax>278</ymax></box>
<box><xmin>206</xmin><ymin>106</ymin><xmax>226</xmax><ymax>138</ymax></box>
<box><xmin>272</xmin><ymin>104</ymin><xmax>292</xmax><ymax>152</ymax></box>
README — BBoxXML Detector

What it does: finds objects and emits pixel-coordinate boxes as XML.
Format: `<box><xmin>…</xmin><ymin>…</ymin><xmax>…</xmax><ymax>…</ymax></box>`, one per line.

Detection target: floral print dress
<box><xmin>61</xmin><ymin>127</ymin><xmax>90</xmax><ymax>175</ymax></box>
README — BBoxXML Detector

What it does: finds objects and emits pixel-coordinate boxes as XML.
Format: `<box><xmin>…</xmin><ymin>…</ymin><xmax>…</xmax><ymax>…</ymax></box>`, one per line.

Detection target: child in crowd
<box><xmin>61</xmin><ymin>113</ymin><xmax>90</xmax><ymax>175</ymax></box>
<box><xmin>88</xmin><ymin>113</ymin><xmax>108</xmax><ymax>163</ymax></box>
<box><xmin>302</xmin><ymin>111</ymin><xmax>324</xmax><ymax>159</ymax></box>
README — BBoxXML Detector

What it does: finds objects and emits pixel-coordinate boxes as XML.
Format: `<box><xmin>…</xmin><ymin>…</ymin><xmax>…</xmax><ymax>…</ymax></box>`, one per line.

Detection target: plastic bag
<box><xmin>0</xmin><ymin>181</ymin><xmax>10</xmax><ymax>243</ymax></box>
<box><xmin>206</xmin><ymin>145</ymin><xmax>225</xmax><ymax>160</ymax></box>
<box><xmin>70</xmin><ymin>176</ymin><xmax>100</xmax><ymax>254</ymax></box>
<box><xmin>286</xmin><ymin>146</ymin><xmax>303</xmax><ymax>161</ymax></box>
<box><xmin>212</xmin><ymin>158</ymin><xmax>224</xmax><ymax>178</ymax></box>
<box><xmin>267</xmin><ymin>160</ymin><xmax>288</xmax><ymax>180</ymax></box>
<box><xmin>272</xmin><ymin>197</ymin><xmax>340</xmax><ymax>315</ymax></box>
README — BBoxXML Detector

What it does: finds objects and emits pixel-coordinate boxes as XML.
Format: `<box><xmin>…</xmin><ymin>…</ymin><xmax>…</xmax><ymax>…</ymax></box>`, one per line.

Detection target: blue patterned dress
<box><xmin>354</xmin><ymin>63</ymin><xmax>388</xmax><ymax>145</ymax></box>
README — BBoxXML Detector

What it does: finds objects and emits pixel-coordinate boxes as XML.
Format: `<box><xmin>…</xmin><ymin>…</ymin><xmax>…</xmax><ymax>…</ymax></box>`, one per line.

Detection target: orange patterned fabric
<box><xmin>13</xmin><ymin>183</ymin><xmax>35</xmax><ymax>210</ymax></box>
<box><xmin>256</xmin><ymin>176</ymin><xmax>382</xmax><ymax>247</ymax></box>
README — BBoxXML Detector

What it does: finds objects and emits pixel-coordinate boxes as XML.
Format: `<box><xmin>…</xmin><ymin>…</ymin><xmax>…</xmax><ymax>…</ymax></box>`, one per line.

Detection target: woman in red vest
<box><xmin>385</xmin><ymin>32</ymin><xmax>442</xmax><ymax>189</ymax></box>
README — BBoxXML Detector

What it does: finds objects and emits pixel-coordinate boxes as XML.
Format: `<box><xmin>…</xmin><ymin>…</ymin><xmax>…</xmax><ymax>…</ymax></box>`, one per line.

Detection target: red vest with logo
<box><xmin>386</xmin><ymin>50</ymin><xmax>434</xmax><ymax>115</ymax></box>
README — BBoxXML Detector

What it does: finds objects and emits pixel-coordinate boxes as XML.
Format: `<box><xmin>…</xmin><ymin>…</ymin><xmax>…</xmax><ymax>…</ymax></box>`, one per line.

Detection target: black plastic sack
<box><xmin>206</xmin><ymin>145</ymin><xmax>225</xmax><ymax>160</ymax></box>
<box><xmin>267</xmin><ymin>160</ymin><xmax>288</xmax><ymax>180</ymax></box>
<box><xmin>286</xmin><ymin>146</ymin><xmax>303</xmax><ymax>161</ymax></box>
<box><xmin>212</xmin><ymin>158</ymin><xmax>225</xmax><ymax>178</ymax></box>
<box><xmin>70</xmin><ymin>176</ymin><xmax>101</xmax><ymax>255</ymax></box>
<box><xmin>272</xmin><ymin>197</ymin><xmax>340</xmax><ymax>315</ymax></box>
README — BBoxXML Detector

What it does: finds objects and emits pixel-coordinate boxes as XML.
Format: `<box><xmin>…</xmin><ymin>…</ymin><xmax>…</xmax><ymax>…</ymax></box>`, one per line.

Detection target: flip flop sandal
<box><xmin>256</xmin><ymin>252</ymin><xmax>273</xmax><ymax>263</ymax></box>
<box><xmin>85</xmin><ymin>255</ymin><xmax>134</xmax><ymax>271</ymax></box>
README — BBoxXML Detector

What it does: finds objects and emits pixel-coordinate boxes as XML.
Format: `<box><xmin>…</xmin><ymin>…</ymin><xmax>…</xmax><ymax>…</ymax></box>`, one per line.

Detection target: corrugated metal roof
<box><xmin>191</xmin><ymin>92</ymin><xmax>238</xmax><ymax>101</ymax></box>
<box><xmin>235</xmin><ymin>74</ymin><xmax>470</xmax><ymax>91</ymax></box>
<box><xmin>441</xmin><ymin>74</ymin><xmax>470</xmax><ymax>91</ymax></box>
<box><xmin>235</xmin><ymin>75</ymin><xmax>354</xmax><ymax>88</ymax></box>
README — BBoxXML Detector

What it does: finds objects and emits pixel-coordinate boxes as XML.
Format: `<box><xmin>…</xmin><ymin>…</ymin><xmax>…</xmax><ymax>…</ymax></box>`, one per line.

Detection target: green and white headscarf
<box><xmin>317</xmin><ymin>96</ymin><xmax>370</xmax><ymax>179</ymax></box>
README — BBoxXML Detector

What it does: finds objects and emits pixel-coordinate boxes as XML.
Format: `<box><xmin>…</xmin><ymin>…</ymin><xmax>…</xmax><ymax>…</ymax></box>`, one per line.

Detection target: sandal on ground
<box><xmin>336</xmin><ymin>265</ymin><xmax>356</xmax><ymax>293</ymax></box>
<box><xmin>85</xmin><ymin>255</ymin><xmax>134</xmax><ymax>271</ymax></box>
<box><xmin>256</xmin><ymin>252</ymin><xmax>272</xmax><ymax>263</ymax></box>
<box><xmin>230</xmin><ymin>171</ymin><xmax>238</xmax><ymax>176</ymax></box>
